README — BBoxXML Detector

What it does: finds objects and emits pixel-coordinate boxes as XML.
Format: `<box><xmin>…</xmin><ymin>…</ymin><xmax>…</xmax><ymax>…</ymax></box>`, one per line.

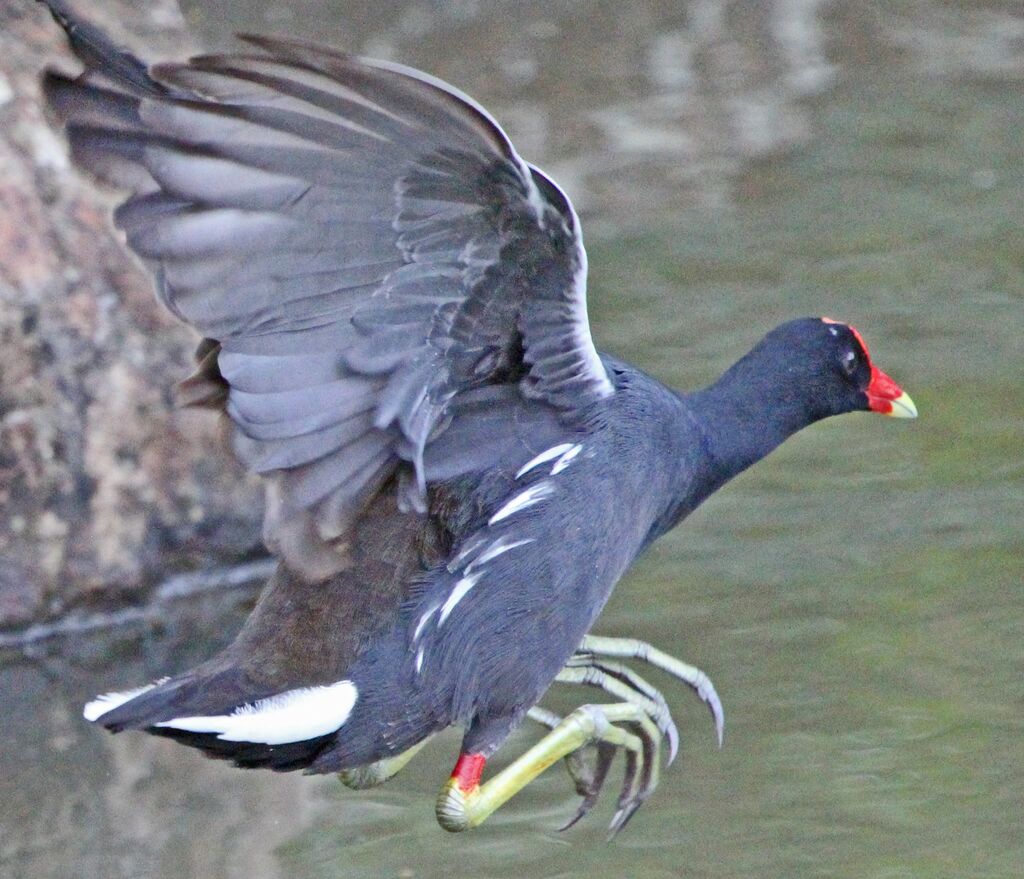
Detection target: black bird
<box><xmin>39</xmin><ymin>0</ymin><xmax>917</xmax><ymax>833</ymax></box>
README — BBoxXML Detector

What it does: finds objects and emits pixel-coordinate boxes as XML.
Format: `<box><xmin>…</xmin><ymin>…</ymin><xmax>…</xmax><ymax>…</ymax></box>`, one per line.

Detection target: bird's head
<box><xmin>755</xmin><ymin>316</ymin><xmax>918</xmax><ymax>422</ymax></box>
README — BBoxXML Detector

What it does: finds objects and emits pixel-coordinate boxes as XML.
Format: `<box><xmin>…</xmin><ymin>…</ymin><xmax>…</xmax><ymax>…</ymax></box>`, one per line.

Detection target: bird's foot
<box><xmin>526</xmin><ymin>706</ymin><xmax>615</xmax><ymax>827</ymax></box>
<box><xmin>337</xmin><ymin>736</ymin><xmax>432</xmax><ymax>789</ymax></box>
<box><xmin>526</xmin><ymin>698</ymin><xmax>661</xmax><ymax>836</ymax></box>
<box><xmin>575</xmin><ymin>634</ymin><xmax>724</xmax><ymax>746</ymax></box>
<box><xmin>523</xmin><ymin>636</ymin><xmax>722</xmax><ymax>831</ymax></box>
<box><xmin>435</xmin><ymin>703</ymin><xmax>661</xmax><ymax>835</ymax></box>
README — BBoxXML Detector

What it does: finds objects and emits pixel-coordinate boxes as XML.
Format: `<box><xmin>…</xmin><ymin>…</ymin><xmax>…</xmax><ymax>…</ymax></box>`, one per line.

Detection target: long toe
<box><xmin>579</xmin><ymin>657</ymin><xmax>681</xmax><ymax>762</ymax></box>
<box><xmin>579</xmin><ymin>636</ymin><xmax>726</xmax><ymax>747</ymax></box>
<box><xmin>559</xmin><ymin>740</ymin><xmax>617</xmax><ymax>831</ymax></box>
<box><xmin>607</xmin><ymin>713</ymin><xmax>661</xmax><ymax>838</ymax></box>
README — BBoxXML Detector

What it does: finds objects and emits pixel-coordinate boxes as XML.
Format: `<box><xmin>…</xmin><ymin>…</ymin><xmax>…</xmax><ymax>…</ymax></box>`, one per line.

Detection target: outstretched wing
<box><xmin>41</xmin><ymin>4</ymin><xmax>613</xmax><ymax>577</ymax></box>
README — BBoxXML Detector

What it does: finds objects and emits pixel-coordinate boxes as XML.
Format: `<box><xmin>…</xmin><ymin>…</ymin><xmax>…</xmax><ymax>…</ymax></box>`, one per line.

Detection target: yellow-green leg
<box><xmin>435</xmin><ymin>702</ymin><xmax>661</xmax><ymax>836</ymax></box>
<box><xmin>338</xmin><ymin>736</ymin><xmax>433</xmax><ymax>789</ymax></box>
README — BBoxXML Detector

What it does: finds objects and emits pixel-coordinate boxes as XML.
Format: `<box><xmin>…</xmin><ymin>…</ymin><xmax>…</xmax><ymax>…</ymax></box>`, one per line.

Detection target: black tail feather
<box><xmin>148</xmin><ymin>726</ymin><xmax>335</xmax><ymax>772</ymax></box>
<box><xmin>87</xmin><ymin>669</ymin><xmax>349</xmax><ymax>772</ymax></box>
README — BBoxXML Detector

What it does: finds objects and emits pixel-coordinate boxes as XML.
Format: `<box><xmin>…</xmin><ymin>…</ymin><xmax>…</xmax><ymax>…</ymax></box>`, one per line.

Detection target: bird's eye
<box><xmin>841</xmin><ymin>350</ymin><xmax>858</xmax><ymax>376</ymax></box>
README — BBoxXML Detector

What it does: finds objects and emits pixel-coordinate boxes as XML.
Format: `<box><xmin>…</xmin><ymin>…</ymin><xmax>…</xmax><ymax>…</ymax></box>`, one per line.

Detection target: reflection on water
<box><xmin>5</xmin><ymin>1</ymin><xmax>1022</xmax><ymax>877</ymax></box>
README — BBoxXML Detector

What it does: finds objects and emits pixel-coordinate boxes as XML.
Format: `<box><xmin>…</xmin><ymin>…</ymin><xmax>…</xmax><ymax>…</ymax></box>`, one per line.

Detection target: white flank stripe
<box><xmin>154</xmin><ymin>680</ymin><xmax>358</xmax><ymax>745</ymax></box>
<box><xmin>488</xmin><ymin>482</ymin><xmax>555</xmax><ymax>525</ymax></box>
<box><xmin>83</xmin><ymin>678</ymin><xmax>170</xmax><ymax>722</ymax></box>
<box><xmin>413</xmin><ymin>605</ymin><xmax>438</xmax><ymax>643</ymax></box>
<box><xmin>550</xmin><ymin>444</ymin><xmax>582</xmax><ymax>475</ymax></box>
<box><xmin>515</xmin><ymin>443</ymin><xmax>575</xmax><ymax>479</ymax></box>
<box><xmin>467</xmin><ymin>537</ymin><xmax>535</xmax><ymax>572</ymax></box>
<box><xmin>447</xmin><ymin>534</ymin><xmax>487</xmax><ymax>572</ymax></box>
<box><xmin>438</xmin><ymin>572</ymin><xmax>483</xmax><ymax>626</ymax></box>
<box><xmin>415</xmin><ymin>646</ymin><xmax>425</xmax><ymax>674</ymax></box>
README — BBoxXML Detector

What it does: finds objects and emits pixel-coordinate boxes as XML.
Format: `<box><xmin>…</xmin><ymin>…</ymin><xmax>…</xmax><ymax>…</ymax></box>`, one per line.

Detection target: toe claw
<box><xmin>664</xmin><ymin>714</ymin><xmax>680</xmax><ymax>764</ymax></box>
<box><xmin>704</xmin><ymin>682</ymin><xmax>725</xmax><ymax>747</ymax></box>
<box><xmin>558</xmin><ymin>793</ymin><xmax>599</xmax><ymax>832</ymax></box>
<box><xmin>607</xmin><ymin>797</ymin><xmax>646</xmax><ymax>839</ymax></box>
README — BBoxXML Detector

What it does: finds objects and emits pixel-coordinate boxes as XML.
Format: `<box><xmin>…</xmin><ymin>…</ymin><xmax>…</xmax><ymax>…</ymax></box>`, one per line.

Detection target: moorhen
<box><xmin>38</xmin><ymin>0</ymin><xmax>916</xmax><ymax>834</ymax></box>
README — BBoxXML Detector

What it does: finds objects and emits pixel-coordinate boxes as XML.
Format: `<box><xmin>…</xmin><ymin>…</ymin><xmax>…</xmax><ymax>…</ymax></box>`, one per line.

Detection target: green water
<box><xmin>3</xmin><ymin>2</ymin><xmax>1021</xmax><ymax>877</ymax></box>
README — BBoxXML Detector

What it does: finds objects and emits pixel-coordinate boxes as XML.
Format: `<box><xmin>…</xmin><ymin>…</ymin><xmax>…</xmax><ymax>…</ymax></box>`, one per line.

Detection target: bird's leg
<box><xmin>525</xmin><ymin>705</ymin><xmax>562</xmax><ymax>730</ymax></box>
<box><xmin>337</xmin><ymin>736</ymin><xmax>432</xmax><ymax>789</ymax></box>
<box><xmin>435</xmin><ymin>703</ymin><xmax>660</xmax><ymax>835</ymax></box>
<box><xmin>578</xmin><ymin>635</ymin><xmax>725</xmax><ymax>746</ymax></box>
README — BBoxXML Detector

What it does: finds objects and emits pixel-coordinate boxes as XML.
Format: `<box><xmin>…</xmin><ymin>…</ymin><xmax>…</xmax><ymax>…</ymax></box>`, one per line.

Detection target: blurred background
<box><xmin>0</xmin><ymin>1</ymin><xmax>1021</xmax><ymax>877</ymax></box>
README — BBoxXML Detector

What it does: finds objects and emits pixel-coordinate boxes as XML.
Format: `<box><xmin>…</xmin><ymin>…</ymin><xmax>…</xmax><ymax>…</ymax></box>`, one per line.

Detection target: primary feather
<box><xmin>42</xmin><ymin>8</ymin><xmax>612</xmax><ymax>578</ymax></box>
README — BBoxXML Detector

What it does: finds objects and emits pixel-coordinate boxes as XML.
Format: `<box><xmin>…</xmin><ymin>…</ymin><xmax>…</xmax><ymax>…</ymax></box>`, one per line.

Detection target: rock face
<box><xmin>0</xmin><ymin>1</ymin><xmax>263</xmax><ymax>627</ymax></box>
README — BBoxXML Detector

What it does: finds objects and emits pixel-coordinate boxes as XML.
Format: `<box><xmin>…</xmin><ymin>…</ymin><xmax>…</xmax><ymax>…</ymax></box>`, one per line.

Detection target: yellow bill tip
<box><xmin>886</xmin><ymin>390</ymin><xmax>918</xmax><ymax>419</ymax></box>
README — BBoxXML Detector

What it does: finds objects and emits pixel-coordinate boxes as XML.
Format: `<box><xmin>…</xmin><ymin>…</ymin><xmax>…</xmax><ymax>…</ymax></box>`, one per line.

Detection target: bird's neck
<box><xmin>687</xmin><ymin>358</ymin><xmax>821</xmax><ymax>491</ymax></box>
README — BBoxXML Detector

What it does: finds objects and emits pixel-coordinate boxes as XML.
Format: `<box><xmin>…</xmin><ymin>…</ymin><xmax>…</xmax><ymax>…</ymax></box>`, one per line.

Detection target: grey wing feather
<box><xmin>43</xmin><ymin>17</ymin><xmax>613</xmax><ymax>577</ymax></box>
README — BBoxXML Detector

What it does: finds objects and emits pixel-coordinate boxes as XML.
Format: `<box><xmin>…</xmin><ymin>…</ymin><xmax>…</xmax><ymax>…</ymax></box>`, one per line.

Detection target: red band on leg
<box><xmin>451</xmin><ymin>753</ymin><xmax>486</xmax><ymax>793</ymax></box>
